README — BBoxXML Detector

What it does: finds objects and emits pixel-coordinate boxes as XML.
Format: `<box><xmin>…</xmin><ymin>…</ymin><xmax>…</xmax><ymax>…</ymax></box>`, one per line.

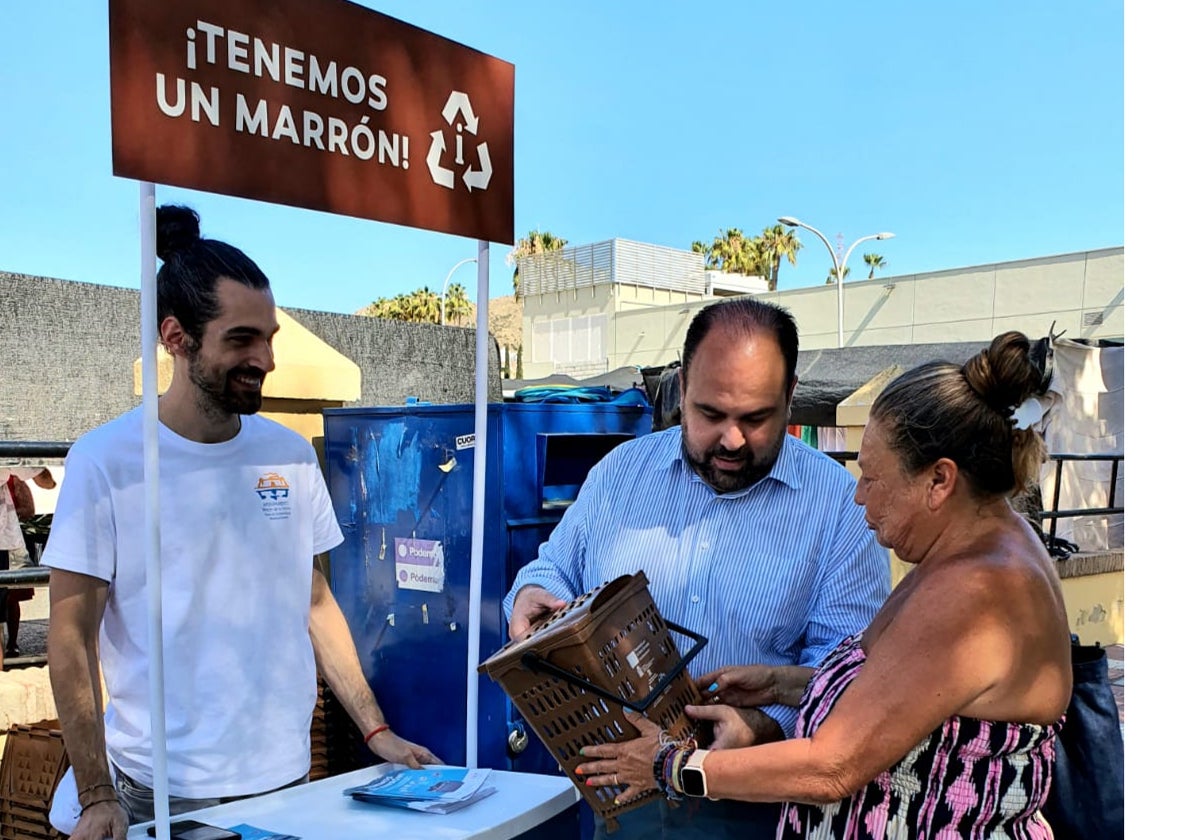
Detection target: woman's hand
<box><xmin>698</xmin><ymin>664</ymin><xmax>815</xmax><ymax>708</ymax></box>
<box><xmin>575</xmin><ymin>711</ymin><xmax>663</xmax><ymax>806</ymax></box>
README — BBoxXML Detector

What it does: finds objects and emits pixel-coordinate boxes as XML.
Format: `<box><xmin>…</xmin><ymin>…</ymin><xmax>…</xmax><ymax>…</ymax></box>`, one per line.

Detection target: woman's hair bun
<box><xmin>156</xmin><ymin>204</ymin><xmax>201</xmax><ymax>261</ymax></box>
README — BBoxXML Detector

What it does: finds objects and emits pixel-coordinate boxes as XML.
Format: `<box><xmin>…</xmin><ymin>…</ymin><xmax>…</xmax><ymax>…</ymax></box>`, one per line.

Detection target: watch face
<box><xmin>680</xmin><ymin>765</ymin><xmax>706</xmax><ymax>798</ymax></box>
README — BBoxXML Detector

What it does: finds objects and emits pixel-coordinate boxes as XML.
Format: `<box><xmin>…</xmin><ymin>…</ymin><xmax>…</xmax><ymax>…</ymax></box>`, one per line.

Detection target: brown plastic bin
<box><xmin>479</xmin><ymin>572</ymin><xmax>707</xmax><ymax>833</ymax></box>
<box><xmin>0</xmin><ymin>720</ymin><xmax>68</xmax><ymax>840</ymax></box>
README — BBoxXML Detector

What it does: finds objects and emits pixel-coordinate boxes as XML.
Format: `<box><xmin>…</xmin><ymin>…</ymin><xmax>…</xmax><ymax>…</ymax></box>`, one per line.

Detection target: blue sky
<box><xmin>2</xmin><ymin>1</ymin><xmax>1122</xmax><ymax>314</ymax></box>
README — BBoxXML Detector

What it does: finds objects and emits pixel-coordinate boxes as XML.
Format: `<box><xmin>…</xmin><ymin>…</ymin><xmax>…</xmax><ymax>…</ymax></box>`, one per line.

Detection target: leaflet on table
<box><xmin>342</xmin><ymin>766</ymin><xmax>492</xmax><ymax>803</ymax></box>
<box><xmin>227</xmin><ymin>826</ymin><xmax>301</xmax><ymax>840</ymax></box>
<box><xmin>381</xmin><ymin>786</ymin><xmax>498</xmax><ymax>814</ymax></box>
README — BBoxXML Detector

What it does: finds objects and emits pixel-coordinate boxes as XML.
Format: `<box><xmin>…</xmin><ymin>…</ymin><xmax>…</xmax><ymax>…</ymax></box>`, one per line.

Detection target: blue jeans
<box><xmin>113</xmin><ymin>764</ymin><xmax>308</xmax><ymax>826</ymax></box>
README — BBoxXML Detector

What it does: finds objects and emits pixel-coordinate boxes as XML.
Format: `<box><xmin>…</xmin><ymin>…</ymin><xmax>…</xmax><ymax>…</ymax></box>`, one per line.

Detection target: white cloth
<box><xmin>49</xmin><ymin>766</ymin><xmax>118</xmax><ymax>835</ymax></box>
<box><xmin>1034</xmin><ymin>339</ymin><xmax>1124</xmax><ymax>551</ymax></box>
<box><xmin>41</xmin><ymin>408</ymin><xmax>343</xmax><ymax>798</ymax></box>
<box><xmin>0</xmin><ymin>467</ymin><xmax>40</xmax><ymax>551</ymax></box>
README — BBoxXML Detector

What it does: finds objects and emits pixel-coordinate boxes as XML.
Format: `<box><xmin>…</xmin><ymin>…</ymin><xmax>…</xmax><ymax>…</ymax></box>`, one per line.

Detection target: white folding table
<box><xmin>126</xmin><ymin>764</ymin><xmax>580</xmax><ymax>840</ymax></box>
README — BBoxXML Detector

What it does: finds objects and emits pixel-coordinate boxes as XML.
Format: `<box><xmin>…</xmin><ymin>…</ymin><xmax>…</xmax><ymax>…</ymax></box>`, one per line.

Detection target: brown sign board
<box><xmin>109</xmin><ymin>0</ymin><xmax>514</xmax><ymax>244</ymax></box>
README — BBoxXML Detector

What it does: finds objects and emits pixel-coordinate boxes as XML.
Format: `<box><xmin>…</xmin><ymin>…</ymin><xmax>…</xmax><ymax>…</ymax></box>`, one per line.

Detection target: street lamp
<box><xmin>440</xmin><ymin>257</ymin><xmax>478</xmax><ymax>325</ymax></box>
<box><xmin>778</xmin><ymin>216</ymin><xmax>894</xmax><ymax>348</ymax></box>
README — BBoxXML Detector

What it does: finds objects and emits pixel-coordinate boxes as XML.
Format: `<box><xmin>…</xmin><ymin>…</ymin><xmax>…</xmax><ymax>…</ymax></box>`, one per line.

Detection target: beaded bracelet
<box><xmin>650</xmin><ymin>732</ymin><xmax>699</xmax><ymax>799</ymax></box>
<box><xmin>652</xmin><ymin>743</ymin><xmax>685</xmax><ymax>802</ymax></box>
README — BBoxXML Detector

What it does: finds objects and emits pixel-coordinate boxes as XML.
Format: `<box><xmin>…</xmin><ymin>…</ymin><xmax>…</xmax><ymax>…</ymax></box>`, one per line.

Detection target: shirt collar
<box><xmin>659</xmin><ymin>426</ymin><xmax>806</xmax><ymax>495</ymax></box>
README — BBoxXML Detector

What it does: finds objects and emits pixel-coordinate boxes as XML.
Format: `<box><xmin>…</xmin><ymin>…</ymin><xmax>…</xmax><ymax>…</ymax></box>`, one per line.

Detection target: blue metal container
<box><xmin>322</xmin><ymin>401</ymin><xmax>652</xmax><ymax>780</ymax></box>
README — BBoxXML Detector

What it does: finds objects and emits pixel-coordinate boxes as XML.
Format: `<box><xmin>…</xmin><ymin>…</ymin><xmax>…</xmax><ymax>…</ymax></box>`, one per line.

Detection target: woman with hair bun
<box><xmin>577</xmin><ymin>330</ymin><xmax>1071</xmax><ymax>839</ymax></box>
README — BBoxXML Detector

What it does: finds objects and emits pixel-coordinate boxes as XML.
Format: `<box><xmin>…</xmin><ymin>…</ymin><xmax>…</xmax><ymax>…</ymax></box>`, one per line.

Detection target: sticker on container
<box><xmin>395</xmin><ymin>537</ymin><xmax>446</xmax><ymax>593</ymax></box>
<box><xmin>625</xmin><ymin>640</ymin><xmax>657</xmax><ymax>679</ymax></box>
<box><xmin>455</xmin><ymin>433</ymin><xmax>476</xmax><ymax>450</ymax></box>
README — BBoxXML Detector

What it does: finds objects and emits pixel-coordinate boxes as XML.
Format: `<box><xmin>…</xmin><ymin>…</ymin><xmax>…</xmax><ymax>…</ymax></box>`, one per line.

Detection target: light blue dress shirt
<box><xmin>503</xmin><ymin>425</ymin><xmax>891</xmax><ymax>738</ymax></box>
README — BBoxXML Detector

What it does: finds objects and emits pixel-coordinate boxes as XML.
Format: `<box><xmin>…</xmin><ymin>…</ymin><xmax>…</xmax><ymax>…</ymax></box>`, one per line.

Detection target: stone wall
<box><xmin>1</xmin><ymin>272</ymin><xmax>500</xmax><ymax>442</ymax></box>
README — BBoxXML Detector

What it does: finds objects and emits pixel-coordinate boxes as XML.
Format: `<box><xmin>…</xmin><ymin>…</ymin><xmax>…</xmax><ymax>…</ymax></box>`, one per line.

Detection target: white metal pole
<box><xmin>465</xmin><ymin>240</ymin><xmax>489</xmax><ymax>768</ymax></box>
<box><xmin>780</xmin><ymin>218</ymin><xmax>893</xmax><ymax>350</ymax></box>
<box><xmin>836</xmin><ymin>271</ymin><xmax>845</xmax><ymax>349</ymax></box>
<box><xmin>839</xmin><ymin>234</ymin><xmax>889</xmax><ymax>348</ymax></box>
<box><xmin>138</xmin><ymin>182</ymin><xmax>170</xmax><ymax>839</ymax></box>
<box><xmin>793</xmin><ymin>222</ymin><xmax>843</xmax><ymax>348</ymax></box>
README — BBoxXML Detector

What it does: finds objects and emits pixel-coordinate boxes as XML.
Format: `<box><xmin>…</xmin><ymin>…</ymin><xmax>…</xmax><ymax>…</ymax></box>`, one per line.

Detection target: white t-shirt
<box><xmin>41</xmin><ymin>408</ymin><xmax>343</xmax><ymax>798</ymax></box>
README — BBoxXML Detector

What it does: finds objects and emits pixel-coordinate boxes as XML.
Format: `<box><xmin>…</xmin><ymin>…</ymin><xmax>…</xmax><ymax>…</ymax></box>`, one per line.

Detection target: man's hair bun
<box><xmin>156</xmin><ymin>204</ymin><xmax>201</xmax><ymax>261</ymax></box>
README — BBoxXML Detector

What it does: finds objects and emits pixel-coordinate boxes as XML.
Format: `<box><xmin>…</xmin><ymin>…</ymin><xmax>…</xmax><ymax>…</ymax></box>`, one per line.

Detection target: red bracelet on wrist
<box><xmin>363</xmin><ymin>724</ymin><xmax>390</xmax><ymax>745</ymax></box>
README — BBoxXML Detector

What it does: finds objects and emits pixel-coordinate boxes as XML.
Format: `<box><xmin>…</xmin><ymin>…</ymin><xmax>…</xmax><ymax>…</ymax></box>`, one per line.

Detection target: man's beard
<box><xmin>681</xmin><ymin>418</ymin><xmax>785</xmax><ymax>494</ymax></box>
<box><xmin>186</xmin><ymin>345</ymin><xmax>265</xmax><ymax>418</ymax></box>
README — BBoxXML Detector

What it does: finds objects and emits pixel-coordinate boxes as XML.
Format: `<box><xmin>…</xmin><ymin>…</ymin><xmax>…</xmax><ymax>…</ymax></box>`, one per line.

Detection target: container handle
<box><xmin>519</xmin><ymin>620</ymin><xmax>708</xmax><ymax>714</ymax></box>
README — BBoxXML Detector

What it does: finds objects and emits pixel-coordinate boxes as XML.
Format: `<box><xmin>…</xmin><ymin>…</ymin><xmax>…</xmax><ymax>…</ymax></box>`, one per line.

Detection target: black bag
<box><xmin>1042</xmin><ymin>638</ymin><xmax>1124</xmax><ymax>838</ymax></box>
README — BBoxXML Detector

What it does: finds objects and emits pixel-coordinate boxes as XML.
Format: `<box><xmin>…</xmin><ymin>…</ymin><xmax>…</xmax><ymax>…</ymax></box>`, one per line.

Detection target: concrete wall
<box><xmin>1</xmin><ymin>273</ymin><xmax>144</xmax><ymax>442</ymax></box>
<box><xmin>0</xmin><ymin>272</ymin><xmax>499</xmax><ymax>444</ymax></box>
<box><xmin>286</xmin><ymin>307</ymin><xmax>500</xmax><ymax>408</ymax></box>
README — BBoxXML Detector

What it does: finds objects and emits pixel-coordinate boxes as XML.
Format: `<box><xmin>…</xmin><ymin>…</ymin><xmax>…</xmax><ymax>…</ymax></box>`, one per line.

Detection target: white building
<box><xmin>517</xmin><ymin>242</ymin><xmax>1123</xmax><ymax>379</ymax></box>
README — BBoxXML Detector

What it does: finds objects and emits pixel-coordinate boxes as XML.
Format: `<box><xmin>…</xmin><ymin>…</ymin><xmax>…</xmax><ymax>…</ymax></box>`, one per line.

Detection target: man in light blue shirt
<box><xmin>504</xmin><ymin>297</ymin><xmax>890</xmax><ymax>839</ymax></box>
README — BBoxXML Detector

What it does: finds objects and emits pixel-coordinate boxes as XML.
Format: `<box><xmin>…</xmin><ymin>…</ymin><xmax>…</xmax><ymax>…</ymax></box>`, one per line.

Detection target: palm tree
<box><xmin>505</xmin><ymin>229</ymin><xmax>568</xmax><ymax>377</ymax></box>
<box><xmin>756</xmin><ymin>224</ymin><xmax>802</xmax><ymax>291</ymax></box>
<box><xmin>361</xmin><ymin>294</ymin><xmax>408</xmax><ymax>320</ymax></box>
<box><xmin>827</xmin><ymin>266</ymin><xmax>850</xmax><ymax>285</ymax></box>
<box><xmin>863</xmin><ymin>253</ymin><xmax>888</xmax><ymax>280</ymax></box>
<box><xmin>709</xmin><ymin>228</ymin><xmax>754</xmax><ymax>275</ymax></box>
<box><xmin>743</xmin><ymin>237</ymin><xmax>768</xmax><ymax>279</ymax></box>
<box><xmin>507</xmin><ymin>229</ymin><xmax>568</xmax><ymax>299</ymax></box>
<box><xmin>444</xmin><ymin>282</ymin><xmax>472</xmax><ymax>326</ymax></box>
<box><xmin>407</xmin><ymin>286</ymin><xmax>441</xmax><ymax>323</ymax></box>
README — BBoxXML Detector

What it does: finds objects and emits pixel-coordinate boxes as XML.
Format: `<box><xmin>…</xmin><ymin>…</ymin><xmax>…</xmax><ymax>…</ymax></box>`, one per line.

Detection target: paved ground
<box><xmin>2</xmin><ymin>586</ymin><xmax>49</xmax><ymax>667</ymax></box>
<box><xmin>10</xmin><ymin>617</ymin><xmax>47</xmax><ymax>653</ymax></box>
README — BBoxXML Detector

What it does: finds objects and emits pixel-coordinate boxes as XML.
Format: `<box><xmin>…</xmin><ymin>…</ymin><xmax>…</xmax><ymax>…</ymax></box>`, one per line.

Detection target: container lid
<box><xmin>478</xmin><ymin>572</ymin><xmax>646</xmax><ymax>675</ymax></box>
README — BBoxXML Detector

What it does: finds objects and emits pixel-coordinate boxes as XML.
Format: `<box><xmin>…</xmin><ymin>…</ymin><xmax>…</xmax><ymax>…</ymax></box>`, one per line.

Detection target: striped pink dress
<box><xmin>778</xmin><ymin>633</ymin><xmax>1059</xmax><ymax>839</ymax></box>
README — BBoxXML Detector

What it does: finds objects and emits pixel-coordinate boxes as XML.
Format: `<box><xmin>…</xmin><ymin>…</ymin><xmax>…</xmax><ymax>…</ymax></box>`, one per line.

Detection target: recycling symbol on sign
<box><xmin>426</xmin><ymin>91</ymin><xmax>493</xmax><ymax>192</ymax></box>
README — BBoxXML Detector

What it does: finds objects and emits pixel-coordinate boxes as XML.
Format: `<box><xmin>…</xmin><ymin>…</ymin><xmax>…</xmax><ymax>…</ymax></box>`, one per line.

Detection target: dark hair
<box><xmin>870</xmin><ymin>330</ymin><xmax>1047</xmax><ymax>498</ymax></box>
<box><xmin>681</xmin><ymin>298</ymin><xmax>798</xmax><ymax>391</ymax></box>
<box><xmin>156</xmin><ymin>205</ymin><xmax>270</xmax><ymax>344</ymax></box>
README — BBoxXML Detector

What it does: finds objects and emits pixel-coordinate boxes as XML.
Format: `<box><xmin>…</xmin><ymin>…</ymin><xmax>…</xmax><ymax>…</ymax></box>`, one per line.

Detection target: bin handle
<box><xmin>519</xmin><ymin>620</ymin><xmax>708</xmax><ymax>714</ymax></box>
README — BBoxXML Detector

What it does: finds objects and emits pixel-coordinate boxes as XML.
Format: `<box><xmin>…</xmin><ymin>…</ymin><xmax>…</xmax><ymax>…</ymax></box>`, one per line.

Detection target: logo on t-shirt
<box><xmin>255</xmin><ymin>472</ymin><xmax>292</xmax><ymax>520</ymax></box>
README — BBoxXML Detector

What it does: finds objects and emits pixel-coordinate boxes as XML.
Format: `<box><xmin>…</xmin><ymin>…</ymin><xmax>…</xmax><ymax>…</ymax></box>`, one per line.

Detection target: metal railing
<box><xmin>1040</xmin><ymin>453</ymin><xmax>1124</xmax><ymax>541</ymax></box>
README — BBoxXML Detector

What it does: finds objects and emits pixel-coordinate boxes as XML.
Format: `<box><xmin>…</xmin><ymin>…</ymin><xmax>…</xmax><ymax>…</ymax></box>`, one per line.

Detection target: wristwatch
<box><xmin>679</xmin><ymin>749</ymin><xmax>717</xmax><ymax>799</ymax></box>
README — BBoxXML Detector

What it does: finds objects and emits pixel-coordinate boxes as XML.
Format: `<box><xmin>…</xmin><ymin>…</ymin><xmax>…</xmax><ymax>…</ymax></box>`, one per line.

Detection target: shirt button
<box><xmin>691</xmin><ymin>595</ymin><xmax>700</xmax><ymax>604</ymax></box>
<box><xmin>700</xmin><ymin>542</ymin><xmax>710</xmax><ymax>550</ymax></box>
